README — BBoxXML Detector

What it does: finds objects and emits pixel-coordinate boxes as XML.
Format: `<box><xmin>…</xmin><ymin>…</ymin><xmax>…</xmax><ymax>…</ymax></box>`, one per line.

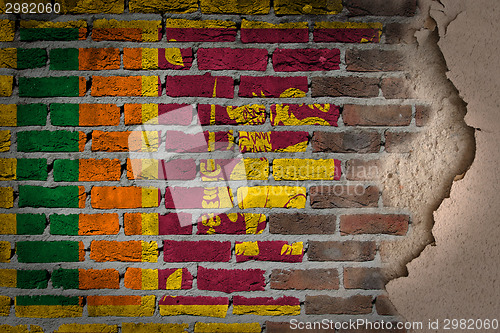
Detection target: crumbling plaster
<box><xmin>388</xmin><ymin>0</ymin><xmax>500</xmax><ymax>330</ymax></box>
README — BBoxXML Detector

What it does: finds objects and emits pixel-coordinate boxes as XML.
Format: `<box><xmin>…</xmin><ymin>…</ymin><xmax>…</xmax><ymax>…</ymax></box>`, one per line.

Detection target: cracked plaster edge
<box><xmin>378</xmin><ymin>0</ymin><xmax>478</xmax><ymax>318</ymax></box>
<box><xmin>386</xmin><ymin>0</ymin><xmax>500</xmax><ymax>328</ymax></box>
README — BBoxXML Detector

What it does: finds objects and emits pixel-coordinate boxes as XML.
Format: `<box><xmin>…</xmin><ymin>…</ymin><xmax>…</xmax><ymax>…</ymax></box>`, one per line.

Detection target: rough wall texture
<box><xmin>388</xmin><ymin>0</ymin><xmax>500</xmax><ymax>331</ymax></box>
<box><xmin>0</xmin><ymin>0</ymin><xmax>478</xmax><ymax>332</ymax></box>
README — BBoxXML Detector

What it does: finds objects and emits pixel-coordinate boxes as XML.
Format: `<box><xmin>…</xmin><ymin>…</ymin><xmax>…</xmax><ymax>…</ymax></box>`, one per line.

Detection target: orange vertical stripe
<box><xmin>124</xmin><ymin>104</ymin><xmax>143</xmax><ymax>125</ymax></box>
<box><xmin>91</xmin><ymin>76</ymin><xmax>142</xmax><ymax>96</ymax></box>
<box><xmin>90</xmin><ymin>186</ymin><xmax>143</xmax><ymax>208</ymax></box>
<box><xmin>79</xmin><ymin>241</ymin><xmax>85</xmax><ymax>261</ymax></box>
<box><xmin>79</xmin><ymin>48</ymin><xmax>120</xmax><ymax>70</ymax></box>
<box><xmin>79</xmin><ymin>77</ymin><xmax>86</xmax><ymax>96</ymax></box>
<box><xmin>78</xmin><ymin>186</ymin><xmax>86</xmax><ymax>208</ymax></box>
<box><xmin>91</xmin><ymin>131</ymin><xmax>131</xmax><ymax>152</ymax></box>
<box><xmin>89</xmin><ymin>240</ymin><xmax>142</xmax><ymax>262</ymax></box>
<box><xmin>79</xmin><ymin>158</ymin><xmax>121</xmax><ymax>181</ymax></box>
<box><xmin>123</xmin><ymin>48</ymin><xmax>143</xmax><ymax>70</ymax></box>
<box><xmin>123</xmin><ymin>213</ymin><xmax>143</xmax><ymax>235</ymax></box>
<box><xmin>79</xmin><ymin>131</ymin><xmax>86</xmax><ymax>152</ymax></box>
<box><xmin>124</xmin><ymin>267</ymin><xmax>142</xmax><ymax>289</ymax></box>
<box><xmin>79</xmin><ymin>269</ymin><xmax>119</xmax><ymax>289</ymax></box>
<box><xmin>126</xmin><ymin>158</ymin><xmax>142</xmax><ymax>180</ymax></box>
<box><xmin>79</xmin><ymin>104</ymin><xmax>120</xmax><ymax>126</ymax></box>
<box><xmin>79</xmin><ymin>214</ymin><xmax>119</xmax><ymax>235</ymax></box>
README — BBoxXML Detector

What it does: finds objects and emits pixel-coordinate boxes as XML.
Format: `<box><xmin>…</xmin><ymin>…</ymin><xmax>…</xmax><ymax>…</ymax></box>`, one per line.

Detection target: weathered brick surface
<box><xmin>312</xmin><ymin>131</ymin><xmax>381</xmax><ymax>153</ymax></box>
<box><xmin>198</xmin><ymin>48</ymin><xmax>268</xmax><ymax>71</ymax></box>
<box><xmin>166</xmin><ymin>73</ymin><xmax>234</xmax><ymax>98</ymax></box>
<box><xmin>381</xmin><ymin>77</ymin><xmax>415</xmax><ymax>99</ymax></box>
<box><xmin>310</xmin><ymin>185</ymin><xmax>380</xmax><ymax>208</ymax></box>
<box><xmin>385</xmin><ymin>22</ymin><xmax>418</xmax><ymax>44</ymax></box>
<box><xmin>163</xmin><ymin>240</ymin><xmax>231</xmax><ymax>262</ymax></box>
<box><xmin>375</xmin><ymin>295</ymin><xmax>399</xmax><ymax>315</ymax></box>
<box><xmin>344</xmin><ymin>0</ymin><xmax>417</xmax><ymax>16</ymax></box>
<box><xmin>0</xmin><ymin>2</ymin><xmax>422</xmax><ymax>328</ymax></box>
<box><xmin>343</xmin><ymin>105</ymin><xmax>412</xmax><ymax>126</ymax></box>
<box><xmin>346</xmin><ymin>159</ymin><xmax>381</xmax><ymax>180</ymax></box>
<box><xmin>312</xmin><ymin>76</ymin><xmax>380</xmax><ymax>97</ymax></box>
<box><xmin>269</xmin><ymin>213</ymin><xmax>336</xmax><ymax>234</ymax></box>
<box><xmin>197</xmin><ymin>266</ymin><xmax>265</xmax><ymax>293</ymax></box>
<box><xmin>340</xmin><ymin>214</ymin><xmax>410</xmax><ymax>235</ymax></box>
<box><xmin>241</xmin><ymin>20</ymin><xmax>308</xmax><ymax>43</ymax></box>
<box><xmin>239</xmin><ymin>76</ymin><xmax>308</xmax><ymax>98</ymax></box>
<box><xmin>305</xmin><ymin>295</ymin><xmax>373</xmax><ymax>314</ymax></box>
<box><xmin>346</xmin><ymin>49</ymin><xmax>406</xmax><ymax>72</ymax></box>
<box><xmin>344</xmin><ymin>267</ymin><xmax>386</xmax><ymax>289</ymax></box>
<box><xmin>313</xmin><ymin>22</ymin><xmax>383</xmax><ymax>43</ymax></box>
<box><xmin>270</xmin><ymin>269</ymin><xmax>339</xmax><ymax>290</ymax></box>
<box><xmin>272</xmin><ymin>48</ymin><xmax>340</xmax><ymax>71</ymax></box>
<box><xmin>308</xmin><ymin>241</ymin><xmax>376</xmax><ymax>261</ymax></box>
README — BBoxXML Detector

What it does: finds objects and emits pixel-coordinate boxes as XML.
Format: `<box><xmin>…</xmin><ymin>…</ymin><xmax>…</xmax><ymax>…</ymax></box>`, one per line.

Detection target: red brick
<box><xmin>163</xmin><ymin>240</ymin><xmax>231</xmax><ymax>262</ymax></box>
<box><xmin>310</xmin><ymin>185</ymin><xmax>379</xmax><ymax>208</ymax></box>
<box><xmin>344</xmin><ymin>267</ymin><xmax>386</xmax><ymax>289</ymax></box>
<box><xmin>269</xmin><ymin>213</ymin><xmax>336</xmax><ymax>234</ymax></box>
<box><xmin>385</xmin><ymin>132</ymin><xmax>418</xmax><ymax>153</ymax></box>
<box><xmin>166</xmin><ymin>73</ymin><xmax>234</xmax><ymax>98</ymax></box>
<box><xmin>416</xmin><ymin>105</ymin><xmax>431</xmax><ymax>127</ymax></box>
<box><xmin>197</xmin><ymin>48</ymin><xmax>268</xmax><ymax>71</ymax></box>
<box><xmin>381</xmin><ymin>77</ymin><xmax>414</xmax><ymax>99</ymax></box>
<box><xmin>376</xmin><ymin>295</ymin><xmax>399</xmax><ymax>316</ymax></box>
<box><xmin>344</xmin><ymin>0</ymin><xmax>417</xmax><ymax>16</ymax></box>
<box><xmin>270</xmin><ymin>269</ymin><xmax>339</xmax><ymax>290</ymax></box>
<box><xmin>308</xmin><ymin>241</ymin><xmax>376</xmax><ymax>261</ymax></box>
<box><xmin>346</xmin><ymin>49</ymin><xmax>406</xmax><ymax>72</ymax></box>
<box><xmin>312</xmin><ymin>76</ymin><xmax>379</xmax><ymax>97</ymax></box>
<box><xmin>272</xmin><ymin>48</ymin><xmax>340</xmax><ymax>71</ymax></box>
<box><xmin>346</xmin><ymin>159</ymin><xmax>381</xmax><ymax>181</ymax></box>
<box><xmin>305</xmin><ymin>295</ymin><xmax>373</xmax><ymax>315</ymax></box>
<box><xmin>312</xmin><ymin>131</ymin><xmax>381</xmax><ymax>153</ymax></box>
<box><xmin>340</xmin><ymin>214</ymin><xmax>409</xmax><ymax>235</ymax></box>
<box><xmin>239</xmin><ymin>76</ymin><xmax>308</xmax><ymax>98</ymax></box>
<box><xmin>343</xmin><ymin>105</ymin><xmax>412</xmax><ymax>126</ymax></box>
<box><xmin>197</xmin><ymin>266</ymin><xmax>265</xmax><ymax>293</ymax></box>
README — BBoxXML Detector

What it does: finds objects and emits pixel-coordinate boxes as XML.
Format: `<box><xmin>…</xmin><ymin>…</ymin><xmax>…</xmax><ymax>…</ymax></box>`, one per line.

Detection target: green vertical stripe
<box><xmin>50</xmin><ymin>104</ymin><xmax>80</xmax><ymax>126</ymax></box>
<box><xmin>17</xmin><ymin>131</ymin><xmax>80</xmax><ymax>152</ymax></box>
<box><xmin>16</xmin><ymin>295</ymin><xmax>80</xmax><ymax>306</ymax></box>
<box><xmin>20</xmin><ymin>28</ymin><xmax>81</xmax><ymax>41</ymax></box>
<box><xmin>53</xmin><ymin>159</ymin><xmax>79</xmax><ymax>182</ymax></box>
<box><xmin>50</xmin><ymin>214</ymin><xmax>79</xmax><ymax>235</ymax></box>
<box><xmin>19</xmin><ymin>77</ymin><xmax>81</xmax><ymax>97</ymax></box>
<box><xmin>51</xmin><ymin>268</ymin><xmax>79</xmax><ymax>290</ymax></box>
<box><xmin>17</xmin><ymin>104</ymin><xmax>47</xmax><ymax>126</ymax></box>
<box><xmin>16</xmin><ymin>241</ymin><xmax>81</xmax><ymax>263</ymax></box>
<box><xmin>49</xmin><ymin>48</ymin><xmax>79</xmax><ymax>70</ymax></box>
<box><xmin>17</xmin><ymin>48</ymin><xmax>47</xmax><ymax>69</ymax></box>
<box><xmin>18</xmin><ymin>186</ymin><xmax>81</xmax><ymax>208</ymax></box>
<box><xmin>16</xmin><ymin>214</ymin><xmax>46</xmax><ymax>235</ymax></box>
<box><xmin>16</xmin><ymin>159</ymin><xmax>47</xmax><ymax>181</ymax></box>
<box><xmin>17</xmin><ymin>270</ymin><xmax>49</xmax><ymax>289</ymax></box>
